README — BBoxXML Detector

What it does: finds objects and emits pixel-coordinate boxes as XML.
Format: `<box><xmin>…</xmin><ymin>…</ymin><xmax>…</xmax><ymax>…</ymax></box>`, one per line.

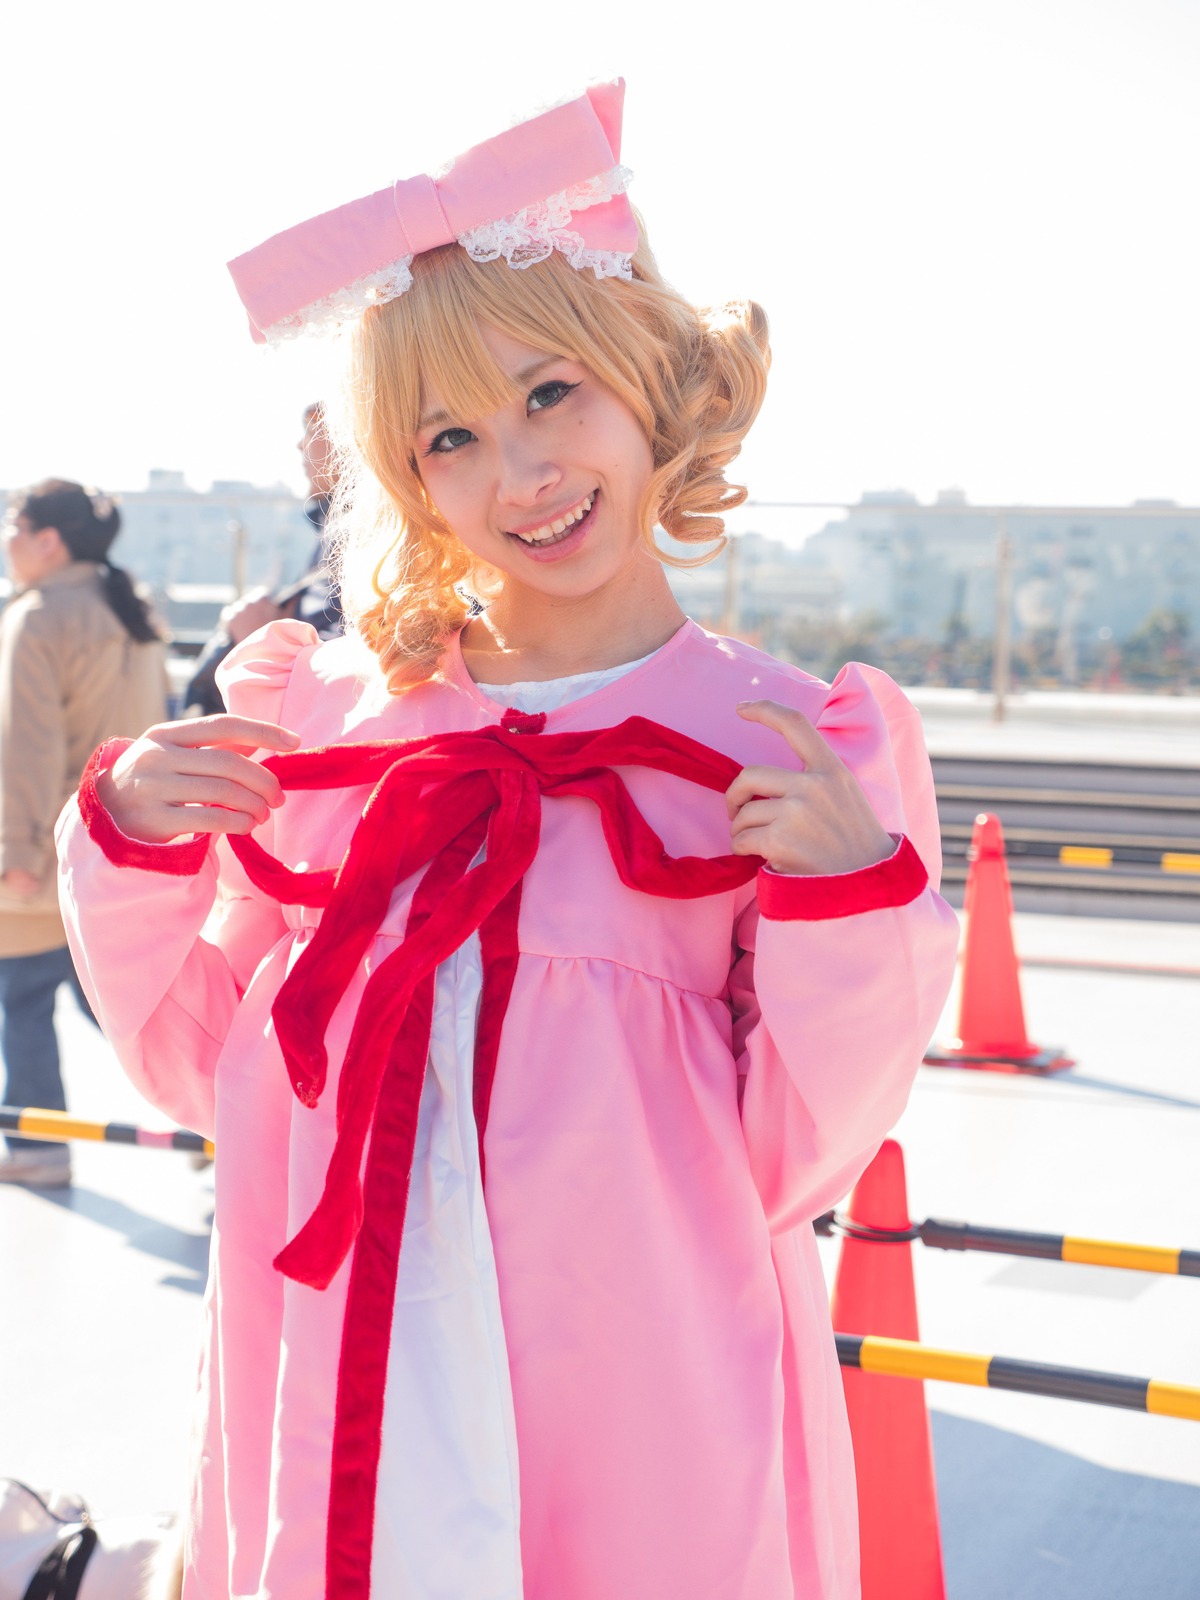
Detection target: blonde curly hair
<box><xmin>331</xmin><ymin>224</ymin><xmax>770</xmax><ymax>691</ymax></box>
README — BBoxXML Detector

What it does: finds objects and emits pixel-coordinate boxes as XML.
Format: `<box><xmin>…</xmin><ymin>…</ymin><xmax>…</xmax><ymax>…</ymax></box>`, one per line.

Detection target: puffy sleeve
<box><xmin>730</xmin><ymin>662</ymin><xmax>959</xmax><ymax>1231</ymax></box>
<box><xmin>55</xmin><ymin>621</ymin><xmax>318</xmax><ymax>1135</ymax></box>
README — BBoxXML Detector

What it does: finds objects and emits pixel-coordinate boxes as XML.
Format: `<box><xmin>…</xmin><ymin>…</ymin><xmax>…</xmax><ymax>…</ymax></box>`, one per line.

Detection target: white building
<box><xmin>114</xmin><ymin>469</ymin><xmax>315</xmax><ymax>595</ymax></box>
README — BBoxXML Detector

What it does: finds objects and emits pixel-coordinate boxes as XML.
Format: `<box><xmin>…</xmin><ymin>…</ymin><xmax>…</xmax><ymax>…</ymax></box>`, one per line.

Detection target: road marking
<box><xmin>1060</xmin><ymin>845</ymin><xmax>1113</xmax><ymax>867</ymax></box>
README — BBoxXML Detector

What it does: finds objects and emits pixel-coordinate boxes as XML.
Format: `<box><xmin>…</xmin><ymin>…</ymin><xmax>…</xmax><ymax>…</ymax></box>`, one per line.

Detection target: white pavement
<box><xmin>0</xmin><ymin>911</ymin><xmax>1197</xmax><ymax>1597</ymax></box>
<box><xmin>909</xmin><ymin>684</ymin><xmax>1200</xmax><ymax>768</ymax></box>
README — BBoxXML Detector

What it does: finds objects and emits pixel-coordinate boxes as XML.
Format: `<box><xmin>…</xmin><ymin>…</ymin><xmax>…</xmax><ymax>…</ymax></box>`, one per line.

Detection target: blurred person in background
<box><xmin>181</xmin><ymin>402</ymin><xmax>342</xmax><ymax>716</ymax></box>
<box><xmin>0</xmin><ymin>481</ymin><xmax>168</xmax><ymax>1187</ymax></box>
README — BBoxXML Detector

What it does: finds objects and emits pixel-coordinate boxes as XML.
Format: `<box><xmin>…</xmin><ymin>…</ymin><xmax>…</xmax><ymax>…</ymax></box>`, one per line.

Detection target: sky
<box><xmin>3</xmin><ymin>0</ymin><xmax>1198</xmax><ymax>543</ymax></box>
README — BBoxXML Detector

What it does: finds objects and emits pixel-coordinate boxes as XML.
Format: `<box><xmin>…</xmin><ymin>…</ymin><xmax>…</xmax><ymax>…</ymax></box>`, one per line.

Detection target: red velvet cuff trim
<box><xmin>756</xmin><ymin>834</ymin><xmax>928</xmax><ymax>922</ymax></box>
<box><xmin>77</xmin><ymin>738</ymin><xmax>212</xmax><ymax>876</ymax></box>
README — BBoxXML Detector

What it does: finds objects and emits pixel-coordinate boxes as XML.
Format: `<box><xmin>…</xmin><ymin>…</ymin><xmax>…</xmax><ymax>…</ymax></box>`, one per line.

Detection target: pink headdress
<box><xmin>227</xmin><ymin>80</ymin><xmax>638</xmax><ymax>345</ymax></box>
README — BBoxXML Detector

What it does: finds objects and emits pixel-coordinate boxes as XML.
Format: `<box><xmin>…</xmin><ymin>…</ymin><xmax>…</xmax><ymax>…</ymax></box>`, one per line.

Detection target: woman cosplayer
<box><xmin>57</xmin><ymin>81</ymin><xmax>958</xmax><ymax>1600</ymax></box>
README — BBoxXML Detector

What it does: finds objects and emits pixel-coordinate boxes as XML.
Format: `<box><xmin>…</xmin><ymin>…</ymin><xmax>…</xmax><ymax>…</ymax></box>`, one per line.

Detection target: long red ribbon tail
<box><xmin>323</xmin><ymin>773</ymin><xmax>540</xmax><ymax>1597</ymax></box>
<box><xmin>324</xmin><ymin>803</ymin><xmax>487</xmax><ymax>1599</ymax></box>
<box><xmin>269</xmin><ymin>763</ymin><xmax>426</xmax><ymax>1107</ymax></box>
<box><xmin>276</xmin><ymin>779</ymin><xmax>542</xmax><ymax>1291</ymax></box>
<box><xmin>324</xmin><ymin>967</ymin><xmax>434</xmax><ymax>1600</ymax></box>
<box><xmin>272</xmin><ymin>768</ymin><xmax>494</xmax><ymax>1107</ymax></box>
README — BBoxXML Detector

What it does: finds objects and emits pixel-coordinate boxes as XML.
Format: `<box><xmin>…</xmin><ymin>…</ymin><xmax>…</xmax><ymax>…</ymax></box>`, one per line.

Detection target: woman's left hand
<box><xmin>727</xmin><ymin>700</ymin><xmax>896</xmax><ymax>876</ymax></box>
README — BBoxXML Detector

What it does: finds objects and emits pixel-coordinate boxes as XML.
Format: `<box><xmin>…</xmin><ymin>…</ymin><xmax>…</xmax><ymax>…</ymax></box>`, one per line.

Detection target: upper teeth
<box><xmin>513</xmin><ymin>493</ymin><xmax>594</xmax><ymax>543</ymax></box>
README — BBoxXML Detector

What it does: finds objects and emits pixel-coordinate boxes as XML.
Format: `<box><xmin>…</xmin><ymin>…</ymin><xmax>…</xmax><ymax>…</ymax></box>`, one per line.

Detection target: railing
<box><xmin>931</xmin><ymin>755</ymin><xmax>1200</xmax><ymax>907</ymax></box>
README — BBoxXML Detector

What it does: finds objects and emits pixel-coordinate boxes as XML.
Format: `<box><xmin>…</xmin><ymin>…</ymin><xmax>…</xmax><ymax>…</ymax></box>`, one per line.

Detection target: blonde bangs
<box><xmin>394</xmin><ymin>249</ymin><xmax>525</xmax><ymax>434</ymax></box>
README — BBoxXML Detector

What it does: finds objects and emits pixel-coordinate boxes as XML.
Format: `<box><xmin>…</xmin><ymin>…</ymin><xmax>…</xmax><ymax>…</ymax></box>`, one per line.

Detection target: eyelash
<box><xmin>422</xmin><ymin>380</ymin><xmax>581</xmax><ymax>457</ymax></box>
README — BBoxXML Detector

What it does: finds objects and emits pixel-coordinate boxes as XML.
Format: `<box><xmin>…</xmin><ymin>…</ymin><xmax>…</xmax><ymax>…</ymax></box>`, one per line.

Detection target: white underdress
<box><xmin>371</xmin><ymin>653</ymin><xmax>654</xmax><ymax>1598</ymax></box>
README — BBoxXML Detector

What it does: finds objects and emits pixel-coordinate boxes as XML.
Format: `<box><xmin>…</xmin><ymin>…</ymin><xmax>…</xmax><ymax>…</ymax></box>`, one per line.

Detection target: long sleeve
<box><xmin>731</xmin><ymin>664</ymin><xmax>960</xmax><ymax>1231</ymax></box>
<box><xmin>0</xmin><ymin>602</ymin><xmax>66</xmax><ymax>881</ymax></box>
<box><xmin>54</xmin><ymin>621</ymin><xmax>313</xmax><ymax>1135</ymax></box>
<box><xmin>56</xmin><ymin>807</ymin><xmax>283</xmax><ymax>1135</ymax></box>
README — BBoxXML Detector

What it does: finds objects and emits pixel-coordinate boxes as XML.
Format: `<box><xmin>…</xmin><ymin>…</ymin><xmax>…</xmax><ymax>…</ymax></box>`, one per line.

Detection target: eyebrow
<box><xmin>417</xmin><ymin>356</ymin><xmax>564</xmax><ymax>433</ymax></box>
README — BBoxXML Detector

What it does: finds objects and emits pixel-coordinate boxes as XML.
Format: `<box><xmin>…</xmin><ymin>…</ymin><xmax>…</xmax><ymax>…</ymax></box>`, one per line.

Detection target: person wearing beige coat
<box><xmin>0</xmin><ymin>480</ymin><xmax>168</xmax><ymax>1186</ymax></box>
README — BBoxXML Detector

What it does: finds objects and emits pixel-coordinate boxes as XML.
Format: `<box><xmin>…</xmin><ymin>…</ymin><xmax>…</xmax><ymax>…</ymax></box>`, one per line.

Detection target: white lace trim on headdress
<box><xmin>457</xmin><ymin>164</ymin><xmax>635</xmax><ymax>279</ymax></box>
<box><xmin>260</xmin><ymin>164</ymin><xmax>634</xmax><ymax>345</ymax></box>
<box><xmin>261</xmin><ymin>257</ymin><xmax>416</xmax><ymax>345</ymax></box>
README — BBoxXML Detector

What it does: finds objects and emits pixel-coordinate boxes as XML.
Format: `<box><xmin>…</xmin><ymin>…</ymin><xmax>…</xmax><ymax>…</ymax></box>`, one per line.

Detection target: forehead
<box><xmin>417</xmin><ymin>324</ymin><xmax>565</xmax><ymax>427</ymax></box>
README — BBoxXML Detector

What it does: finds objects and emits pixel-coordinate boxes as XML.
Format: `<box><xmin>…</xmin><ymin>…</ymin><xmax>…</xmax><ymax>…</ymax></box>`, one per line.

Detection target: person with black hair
<box><xmin>0</xmin><ymin>479</ymin><xmax>168</xmax><ymax>1186</ymax></box>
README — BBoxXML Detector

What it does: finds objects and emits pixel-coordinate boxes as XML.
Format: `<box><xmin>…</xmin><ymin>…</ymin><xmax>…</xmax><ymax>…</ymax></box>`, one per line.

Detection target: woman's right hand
<box><xmin>96</xmin><ymin>716</ymin><xmax>301</xmax><ymax>844</ymax></box>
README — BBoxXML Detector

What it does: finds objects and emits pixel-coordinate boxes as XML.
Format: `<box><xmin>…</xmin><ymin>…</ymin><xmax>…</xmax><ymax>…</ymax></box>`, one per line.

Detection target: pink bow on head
<box><xmin>227</xmin><ymin>79</ymin><xmax>639</xmax><ymax>344</ymax></box>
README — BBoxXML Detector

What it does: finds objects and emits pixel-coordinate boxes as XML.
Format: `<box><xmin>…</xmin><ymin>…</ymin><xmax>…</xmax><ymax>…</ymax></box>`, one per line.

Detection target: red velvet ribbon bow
<box><xmin>227</xmin><ymin>713</ymin><xmax>760</xmax><ymax>1291</ymax></box>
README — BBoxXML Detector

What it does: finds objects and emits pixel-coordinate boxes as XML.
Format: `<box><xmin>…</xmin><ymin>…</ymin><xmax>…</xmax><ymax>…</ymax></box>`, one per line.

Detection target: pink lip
<box><xmin>504</xmin><ymin>491</ymin><xmax>599</xmax><ymax>563</ymax></box>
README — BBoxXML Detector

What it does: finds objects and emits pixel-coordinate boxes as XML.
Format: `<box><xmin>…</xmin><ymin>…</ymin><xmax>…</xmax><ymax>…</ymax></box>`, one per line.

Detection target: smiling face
<box><xmin>414</xmin><ymin>325</ymin><xmax>656</xmax><ymax>602</ymax></box>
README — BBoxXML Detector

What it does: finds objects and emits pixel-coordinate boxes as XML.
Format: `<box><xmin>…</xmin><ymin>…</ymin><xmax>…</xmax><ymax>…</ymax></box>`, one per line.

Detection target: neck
<box><xmin>461</xmin><ymin>553</ymin><xmax>687</xmax><ymax>685</ymax></box>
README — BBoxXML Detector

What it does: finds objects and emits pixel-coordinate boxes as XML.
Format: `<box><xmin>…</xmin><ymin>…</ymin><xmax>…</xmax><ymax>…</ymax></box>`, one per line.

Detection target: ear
<box><xmin>37</xmin><ymin>525</ymin><xmax>72</xmax><ymax>568</ymax></box>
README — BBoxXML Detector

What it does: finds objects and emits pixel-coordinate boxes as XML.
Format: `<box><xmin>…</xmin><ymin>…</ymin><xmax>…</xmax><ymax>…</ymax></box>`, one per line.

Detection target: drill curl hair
<box><xmin>331</xmin><ymin>224</ymin><xmax>771</xmax><ymax>691</ymax></box>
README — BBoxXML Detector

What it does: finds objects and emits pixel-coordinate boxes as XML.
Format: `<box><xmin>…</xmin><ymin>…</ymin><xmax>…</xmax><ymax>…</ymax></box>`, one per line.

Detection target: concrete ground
<box><xmin>1</xmin><ymin>910</ymin><xmax>1198</xmax><ymax>1595</ymax></box>
<box><xmin>909</xmin><ymin>683</ymin><xmax>1200</xmax><ymax>769</ymax></box>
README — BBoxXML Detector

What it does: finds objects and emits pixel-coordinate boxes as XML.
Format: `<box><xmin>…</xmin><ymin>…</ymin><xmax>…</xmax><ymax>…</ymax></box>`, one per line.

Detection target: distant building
<box><xmin>669</xmin><ymin>492</ymin><xmax>1199</xmax><ymax>653</ymax></box>
<box><xmin>798</xmin><ymin>489</ymin><xmax>1200</xmax><ymax>645</ymax></box>
<box><xmin>115</xmin><ymin>469</ymin><xmax>314</xmax><ymax>594</ymax></box>
<box><xmin>664</xmin><ymin>532</ymin><xmax>842</xmax><ymax>647</ymax></box>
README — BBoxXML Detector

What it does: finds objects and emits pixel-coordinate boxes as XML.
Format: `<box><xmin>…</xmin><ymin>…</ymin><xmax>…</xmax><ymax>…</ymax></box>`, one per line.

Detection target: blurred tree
<box><xmin>1120</xmin><ymin>609</ymin><xmax>1194</xmax><ymax>688</ymax></box>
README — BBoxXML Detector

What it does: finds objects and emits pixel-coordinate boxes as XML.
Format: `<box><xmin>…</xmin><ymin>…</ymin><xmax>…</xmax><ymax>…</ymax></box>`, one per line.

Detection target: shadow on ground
<box><xmin>38</xmin><ymin>1185</ymin><xmax>210</xmax><ymax>1291</ymax></box>
<box><xmin>933</xmin><ymin>1410</ymin><xmax>1200</xmax><ymax>1599</ymax></box>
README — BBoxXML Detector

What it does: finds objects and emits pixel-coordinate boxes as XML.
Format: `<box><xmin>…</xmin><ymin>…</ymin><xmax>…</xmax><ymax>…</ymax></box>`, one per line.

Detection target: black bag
<box><xmin>21</xmin><ymin>1524</ymin><xmax>97</xmax><ymax>1600</ymax></box>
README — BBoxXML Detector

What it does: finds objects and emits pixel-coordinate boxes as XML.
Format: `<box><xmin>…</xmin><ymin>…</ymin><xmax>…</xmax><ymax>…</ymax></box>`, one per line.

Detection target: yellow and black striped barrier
<box><xmin>1056</xmin><ymin>845</ymin><xmax>1200</xmax><ymax>873</ymax></box>
<box><xmin>0</xmin><ymin>1105</ymin><xmax>212</xmax><ymax>1157</ymax></box>
<box><xmin>941</xmin><ymin>826</ymin><xmax>1200</xmax><ymax>879</ymax></box>
<box><xmin>815</xmin><ymin>1211</ymin><xmax>1200</xmax><ymax>1279</ymax></box>
<box><xmin>836</xmin><ymin>1333</ymin><xmax>1200</xmax><ymax>1422</ymax></box>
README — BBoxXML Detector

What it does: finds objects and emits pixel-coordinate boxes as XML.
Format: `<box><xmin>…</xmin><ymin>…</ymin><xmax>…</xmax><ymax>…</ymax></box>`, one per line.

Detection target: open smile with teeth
<box><xmin>508</xmin><ymin>491</ymin><xmax>597</xmax><ymax>546</ymax></box>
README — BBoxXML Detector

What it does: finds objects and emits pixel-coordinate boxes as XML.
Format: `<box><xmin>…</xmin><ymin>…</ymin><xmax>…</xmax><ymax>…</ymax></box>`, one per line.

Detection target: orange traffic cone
<box><xmin>925</xmin><ymin>813</ymin><xmax>1073</xmax><ymax>1072</ymax></box>
<box><xmin>830</xmin><ymin>1140</ymin><xmax>945</xmax><ymax>1600</ymax></box>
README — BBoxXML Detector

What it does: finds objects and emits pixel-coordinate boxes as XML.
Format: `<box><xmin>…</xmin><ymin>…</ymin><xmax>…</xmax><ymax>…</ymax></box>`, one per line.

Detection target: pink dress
<box><xmin>56</xmin><ymin>617</ymin><xmax>958</xmax><ymax>1600</ymax></box>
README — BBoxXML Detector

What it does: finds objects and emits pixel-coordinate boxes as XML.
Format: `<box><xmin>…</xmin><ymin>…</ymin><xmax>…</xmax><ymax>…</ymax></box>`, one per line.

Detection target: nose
<box><xmin>493</xmin><ymin>429</ymin><xmax>561</xmax><ymax>510</ymax></box>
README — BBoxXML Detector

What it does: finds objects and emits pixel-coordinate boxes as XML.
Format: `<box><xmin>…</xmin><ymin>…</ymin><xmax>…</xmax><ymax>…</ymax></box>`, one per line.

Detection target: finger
<box><xmin>729</xmin><ymin>798</ymin><xmax>782</xmax><ymax>840</ymax></box>
<box><xmin>163</xmin><ymin>747</ymin><xmax>287</xmax><ymax>808</ymax></box>
<box><xmin>162</xmin><ymin>803</ymin><xmax>268</xmax><ymax>839</ymax></box>
<box><xmin>153</xmin><ymin>773</ymin><xmax>277</xmax><ymax>822</ymax></box>
<box><xmin>156</xmin><ymin>716</ymin><xmax>301</xmax><ymax>754</ymax></box>
<box><xmin>729</xmin><ymin>823</ymin><xmax>772</xmax><ymax>859</ymax></box>
<box><xmin>736</xmin><ymin>701</ymin><xmax>836</xmax><ymax>770</ymax></box>
<box><xmin>725</xmin><ymin>764</ymin><xmax>800</xmax><ymax>818</ymax></box>
<box><xmin>119</xmin><ymin>743</ymin><xmax>286</xmax><ymax>810</ymax></box>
